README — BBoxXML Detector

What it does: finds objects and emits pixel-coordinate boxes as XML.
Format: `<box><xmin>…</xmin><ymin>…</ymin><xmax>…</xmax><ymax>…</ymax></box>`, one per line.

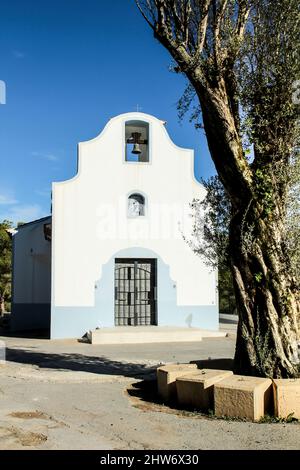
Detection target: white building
<box><xmin>11</xmin><ymin>112</ymin><xmax>218</xmax><ymax>339</ymax></box>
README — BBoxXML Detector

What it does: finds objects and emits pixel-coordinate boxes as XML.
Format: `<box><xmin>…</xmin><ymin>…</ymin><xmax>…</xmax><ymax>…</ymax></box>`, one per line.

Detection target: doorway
<box><xmin>114</xmin><ymin>258</ymin><xmax>157</xmax><ymax>326</ymax></box>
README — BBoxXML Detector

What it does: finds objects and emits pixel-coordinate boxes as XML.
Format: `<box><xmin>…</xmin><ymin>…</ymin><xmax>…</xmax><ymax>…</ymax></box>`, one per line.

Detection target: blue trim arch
<box><xmin>51</xmin><ymin>246</ymin><xmax>218</xmax><ymax>339</ymax></box>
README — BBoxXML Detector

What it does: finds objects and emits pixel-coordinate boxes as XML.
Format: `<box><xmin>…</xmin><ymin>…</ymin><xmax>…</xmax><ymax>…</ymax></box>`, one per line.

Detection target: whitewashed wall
<box><xmin>11</xmin><ymin>217</ymin><xmax>51</xmax><ymax>331</ymax></box>
<box><xmin>51</xmin><ymin>112</ymin><xmax>218</xmax><ymax>338</ymax></box>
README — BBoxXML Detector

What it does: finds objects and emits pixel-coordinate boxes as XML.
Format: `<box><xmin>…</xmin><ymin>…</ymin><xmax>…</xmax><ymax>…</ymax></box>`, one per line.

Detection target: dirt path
<box><xmin>0</xmin><ymin>334</ymin><xmax>299</xmax><ymax>450</ymax></box>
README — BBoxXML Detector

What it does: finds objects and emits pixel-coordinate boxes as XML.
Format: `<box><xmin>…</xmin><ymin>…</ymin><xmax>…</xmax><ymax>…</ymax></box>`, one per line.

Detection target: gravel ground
<box><xmin>0</xmin><ymin>328</ymin><xmax>299</xmax><ymax>450</ymax></box>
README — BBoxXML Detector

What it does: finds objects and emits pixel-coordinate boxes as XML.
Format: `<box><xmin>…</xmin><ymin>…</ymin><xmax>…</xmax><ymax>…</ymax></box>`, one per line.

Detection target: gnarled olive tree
<box><xmin>136</xmin><ymin>0</ymin><xmax>300</xmax><ymax>377</ymax></box>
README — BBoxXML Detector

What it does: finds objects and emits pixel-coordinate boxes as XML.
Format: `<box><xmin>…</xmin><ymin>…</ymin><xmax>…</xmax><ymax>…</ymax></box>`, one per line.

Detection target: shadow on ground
<box><xmin>5</xmin><ymin>345</ymin><xmax>234</xmax><ymax>382</ymax></box>
<box><xmin>127</xmin><ymin>380</ymin><xmax>212</xmax><ymax>417</ymax></box>
<box><xmin>190</xmin><ymin>358</ymin><xmax>233</xmax><ymax>370</ymax></box>
<box><xmin>5</xmin><ymin>347</ymin><xmax>157</xmax><ymax>379</ymax></box>
<box><xmin>127</xmin><ymin>358</ymin><xmax>234</xmax><ymax>414</ymax></box>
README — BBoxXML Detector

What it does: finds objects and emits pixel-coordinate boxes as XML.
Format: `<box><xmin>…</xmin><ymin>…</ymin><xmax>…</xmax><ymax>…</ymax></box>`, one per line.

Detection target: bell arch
<box><xmin>125</xmin><ymin>120</ymin><xmax>149</xmax><ymax>162</ymax></box>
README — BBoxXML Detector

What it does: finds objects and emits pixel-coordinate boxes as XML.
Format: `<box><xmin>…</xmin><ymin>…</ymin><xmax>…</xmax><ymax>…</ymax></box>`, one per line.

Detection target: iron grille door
<box><xmin>114</xmin><ymin>258</ymin><xmax>157</xmax><ymax>326</ymax></box>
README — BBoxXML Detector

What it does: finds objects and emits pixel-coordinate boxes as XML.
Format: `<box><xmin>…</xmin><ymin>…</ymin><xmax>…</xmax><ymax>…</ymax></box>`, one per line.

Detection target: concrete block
<box><xmin>157</xmin><ymin>363</ymin><xmax>198</xmax><ymax>401</ymax></box>
<box><xmin>89</xmin><ymin>327</ymin><xmax>204</xmax><ymax>344</ymax></box>
<box><xmin>176</xmin><ymin>369</ymin><xmax>233</xmax><ymax>411</ymax></box>
<box><xmin>214</xmin><ymin>375</ymin><xmax>273</xmax><ymax>421</ymax></box>
<box><xmin>273</xmin><ymin>379</ymin><xmax>300</xmax><ymax>420</ymax></box>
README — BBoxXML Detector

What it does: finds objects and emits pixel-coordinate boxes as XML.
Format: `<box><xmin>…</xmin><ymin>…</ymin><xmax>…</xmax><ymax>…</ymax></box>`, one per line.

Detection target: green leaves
<box><xmin>0</xmin><ymin>220</ymin><xmax>13</xmax><ymax>312</ymax></box>
<box><xmin>187</xmin><ymin>176</ymin><xmax>236</xmax><ymax>313</ymax></box>
<box><xmin>253</xmin><ymin>169</ymin><xmax>275</xmax><ymax>218</ymax></box>
<box><xmin>238</xmin><ymin>0</ymin><xmax>300</xmax><ymax>169</ymax></box>
<box><xmin>189</xmin><ymin>175</ymin><xmax>231</xmax><ymax>270</ymax></box>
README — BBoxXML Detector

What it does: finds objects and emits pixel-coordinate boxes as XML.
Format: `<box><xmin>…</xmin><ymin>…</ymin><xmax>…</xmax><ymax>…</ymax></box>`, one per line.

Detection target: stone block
<box><xmin>273</xmin><ymin>379</ymin><xmax>300</xmax><ymax>420</ymax></box>
<box><xmin>176</xmin><ymin>369</ymin><xmax>233</xmax><ymax>410</ymax></box>
<box><xmin>214</xmin><ymin>375</ymin><xmax>273</xmax><ymax>421</ymax></box>
<box><xmin>157</xmin><ymin>363</ymin><xmax>198</xmax><ymax>401</ymax></box>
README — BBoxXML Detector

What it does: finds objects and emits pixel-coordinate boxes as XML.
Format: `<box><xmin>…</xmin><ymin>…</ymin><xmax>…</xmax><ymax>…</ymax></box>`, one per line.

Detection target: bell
<box><xmin>132</xmin><ymin>143</ymin><xmax>142</xmax><ymax>154</ymax></box>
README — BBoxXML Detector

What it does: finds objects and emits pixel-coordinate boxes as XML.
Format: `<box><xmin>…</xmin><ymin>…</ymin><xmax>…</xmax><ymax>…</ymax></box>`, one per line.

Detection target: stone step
<box><xmin>273</xmin><ymin>378</ymin><xmax>300</xmax><ymax>420</ymax></box>
<box><xmin>157</xmin><ymin>363</ymin><xmax>198</xmax><ymax>401</ymax></box>
<box><xmin>176</xmin><ymin>369</ymin><xmax>233</xmax><ymax>410</ymax></box>
<box><xmin>88</xmin><ymin>326</ymin><xmax>226</xmax><ymax>345</ymax></box>
<box><xmin>214</xmin><ymin>375</ymin><xmax>273</xmax><ymax>421</ymax></box>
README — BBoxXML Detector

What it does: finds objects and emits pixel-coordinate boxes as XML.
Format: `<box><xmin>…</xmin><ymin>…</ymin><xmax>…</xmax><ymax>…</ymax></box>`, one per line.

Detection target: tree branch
<box><xmin>236</xmin><ymin>0</ymin><xmax>251</xmax><ymax>41</ymax></box>
<box><xmin>195</xmin><ymin>0</ymin><xmax>211</xmax><ymax>56</ymax></box>
<box><xmin>213</xmin><ymin>0</ymin><xmax>228</xmax><ymax>70</ymax></box>
<box><xmin>135</xmin><ymin>0</ymin><xmax>156</xmax><ymax>30</ymax></box>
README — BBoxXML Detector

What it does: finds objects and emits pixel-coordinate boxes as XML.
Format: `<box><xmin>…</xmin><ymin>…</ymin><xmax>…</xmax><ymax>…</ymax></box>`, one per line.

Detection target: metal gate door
<box><xmin>114</xmin><ymin>258</ymin><xmax>157</xmax><ymax>326</ymax></box>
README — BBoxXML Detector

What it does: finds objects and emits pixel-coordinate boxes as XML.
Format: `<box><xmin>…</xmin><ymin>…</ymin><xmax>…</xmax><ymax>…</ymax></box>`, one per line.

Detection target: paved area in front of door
<box><xmin>0</xmin><ymin>331</ymin><xmax>299</xmax><ymax>450</ymax></box>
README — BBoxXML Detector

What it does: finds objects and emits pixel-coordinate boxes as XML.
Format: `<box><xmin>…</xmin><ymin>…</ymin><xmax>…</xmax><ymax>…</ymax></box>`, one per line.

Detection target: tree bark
<box><xmin>230</xmin><ymin>204</ymin><xmax>300</xmax><ymax>377</ymax></box>
<box><xmin>135</xmin><ymin>0</ymin><xmax>300</xmax><ymax>378</ymax></box>
<box><xmin>197</xmin><ymin>83</ymin><xmax>300</xmax><ymax>378</ymax></box>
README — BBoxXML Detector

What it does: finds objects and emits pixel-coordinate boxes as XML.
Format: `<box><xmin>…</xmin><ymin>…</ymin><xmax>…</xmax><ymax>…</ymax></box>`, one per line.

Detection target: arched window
<box><xmin>128</xmin><ymin>193</ymin><xmax>145</xmax><ymax>217</ymax></box>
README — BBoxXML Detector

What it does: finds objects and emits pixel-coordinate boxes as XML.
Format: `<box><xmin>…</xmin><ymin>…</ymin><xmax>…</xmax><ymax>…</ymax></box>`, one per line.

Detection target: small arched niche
<box><xmin>125</xmin><ymin>121</ymin><xmax>149</xmax><ymax>162</ymax></box>
<box><xmin>128</xmin><ymin>193</ymin><xmax>146</xmax><ymax>217</ymax></box>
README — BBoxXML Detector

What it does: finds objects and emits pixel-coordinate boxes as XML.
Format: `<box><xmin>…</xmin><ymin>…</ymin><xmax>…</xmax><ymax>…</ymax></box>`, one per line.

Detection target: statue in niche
<box><xmin>128</xmin><ymin>194</ymin><xmax>145</xmax><ymax>217</ymax></box>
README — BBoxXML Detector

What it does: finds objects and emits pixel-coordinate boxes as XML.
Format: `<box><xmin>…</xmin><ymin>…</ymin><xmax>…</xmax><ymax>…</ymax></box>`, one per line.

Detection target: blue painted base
<box><xmin>50</xmin><ymin>305</ymin><xmax>218</xmax><ymax>339</ymax></box>
<box><xmin>51</xmin><ymin>247</ymin><xmax>219</xmax><ymax>339</ymax></box>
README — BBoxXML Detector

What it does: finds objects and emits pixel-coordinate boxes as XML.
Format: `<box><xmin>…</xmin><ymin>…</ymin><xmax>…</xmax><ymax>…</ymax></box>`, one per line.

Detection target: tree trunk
<box><xmin>136</xmin><ymin>0</ymin><xmax>300</xmax><ymax>378</ymax></box>
<box><xmin>230</xmin><ymin>202</ymin><xmax>300</xmax><ymax>378</ymax></box>
<box><xmin>196</xmin><ymin>84</ymin><xmax>300</xmax><ymax>378</ymax></box>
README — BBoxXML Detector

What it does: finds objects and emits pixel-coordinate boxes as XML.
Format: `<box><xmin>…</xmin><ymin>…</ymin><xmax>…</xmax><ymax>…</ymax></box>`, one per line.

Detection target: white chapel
<box><xmin>11</xmin><ymin>112</ymin><xmax>218</xmax><ymax>339</ymax></box>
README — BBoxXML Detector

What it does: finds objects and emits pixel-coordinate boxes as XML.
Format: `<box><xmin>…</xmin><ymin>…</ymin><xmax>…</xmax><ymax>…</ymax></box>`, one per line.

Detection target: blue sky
<box><xmin>0</xmin><ymin>0</ymin><xmax>216</xmax><ymax>225</ymax></box>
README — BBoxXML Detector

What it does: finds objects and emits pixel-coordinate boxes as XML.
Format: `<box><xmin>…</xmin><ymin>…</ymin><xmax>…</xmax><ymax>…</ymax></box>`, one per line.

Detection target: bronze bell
<box><xmin>132</xmin><ymin>143</ymin><xmax>142</xmax><ymax>154</ymax></box>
